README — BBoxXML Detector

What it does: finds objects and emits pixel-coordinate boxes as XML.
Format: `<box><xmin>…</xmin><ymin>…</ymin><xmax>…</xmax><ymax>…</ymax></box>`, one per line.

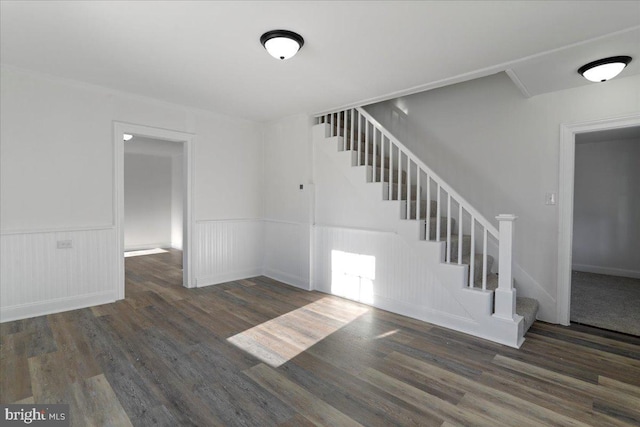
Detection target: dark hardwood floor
<box><xmin>1</xmin><ymin>249</ymin><xmax>639</xmax><ymax>426</ymax></box>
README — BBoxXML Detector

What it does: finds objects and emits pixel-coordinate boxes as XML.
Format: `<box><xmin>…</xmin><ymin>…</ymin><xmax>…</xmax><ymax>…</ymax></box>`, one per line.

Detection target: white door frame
<box><xmin>114</xmin><ymin>122</ymin><xmax>196</xmax><ymax>299</ymax></box>
<box><xmin>557</xmin><ymin>113</ymin><xmax>640</xmax><ymax>325</ymax></box>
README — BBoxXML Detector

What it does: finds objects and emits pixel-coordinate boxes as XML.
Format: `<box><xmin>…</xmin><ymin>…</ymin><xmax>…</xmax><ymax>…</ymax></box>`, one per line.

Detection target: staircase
<box><xmin>313</xmin><ymin>107</ymin><xmax>538</xmax><ymax>348</ymax></box>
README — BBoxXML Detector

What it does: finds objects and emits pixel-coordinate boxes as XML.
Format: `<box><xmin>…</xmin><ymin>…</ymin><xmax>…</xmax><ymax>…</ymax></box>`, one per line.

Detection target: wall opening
<box><xmin>123</xmin><ymin>135</ymin><xmax>185</xmax><ymax>293</ymax></box>
<box><xmin>557</xmin><ymin>114</ymin><xmax>640</xmax><ymax>328</ymax></box>
<box><xmin>569</xmin><ymin>126</ymin><xmax>640</xmax><ymax>335</ymax></box>
<box><xmin>114</xmin><ymin>122</ymin><xmax>194</xmax><ymax>299</ymax></box>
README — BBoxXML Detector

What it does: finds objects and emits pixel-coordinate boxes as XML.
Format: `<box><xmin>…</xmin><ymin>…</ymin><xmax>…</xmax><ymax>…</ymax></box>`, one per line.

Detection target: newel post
<box><xmin>494</xmin><ymin>214</ymin><xmax>518</xmax><ymax>320</ymax></box>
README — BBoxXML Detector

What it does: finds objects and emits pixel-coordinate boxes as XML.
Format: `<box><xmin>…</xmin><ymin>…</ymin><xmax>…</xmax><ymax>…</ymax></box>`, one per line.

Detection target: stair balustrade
<box><xmin>317</xmin><ymin>108</ymin><xmax>517</xmax><ymax>318</ymax></box>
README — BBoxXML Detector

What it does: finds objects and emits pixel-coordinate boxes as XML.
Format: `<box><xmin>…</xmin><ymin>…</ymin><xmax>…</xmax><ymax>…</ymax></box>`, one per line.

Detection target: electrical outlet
<box><xmin>545</xmin><ymin>192</ymin><xmax>557</xmax><ymax>205</ymax></box>
<box><xmin>299</xmin><ymin>184</ymin><xmax>304</xmax><ymax>190</ymax></box>
<box><xmin>57</xmin><ymin>240</ymin><xmax>72</xmax><ymax>249</ymax></box>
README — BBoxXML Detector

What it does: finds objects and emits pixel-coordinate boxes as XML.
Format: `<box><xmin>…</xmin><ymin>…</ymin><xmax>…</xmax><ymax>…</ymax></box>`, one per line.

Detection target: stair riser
<box><xmin>331</xmin><ymin>119</ymin><xmax>367</xmax><ymax>140</ymax></box>
<box><xmin>389</xmin><ymin>184</ymin><xmax>418</xmax><ymax>200</ymax></box>
<box><xmin>470</xmin><ymin>255</ymin><xmax>494</xmax><ymax>285</ymax></box>
<box><xmin>447</xmin><ymin>235</ymin><xmax>472</xmax><ymax>262</ymax></box>
<box><xmin>405</xmin><ymin>200</ymin><xmax>439</xmax><ymax>219</ymax></box>
<box><xmin>382</xmin><ymin>183</ymin><xmax>424</xmax><ymax>203</ymax></box>
<box><xmin>383</xmin><ymin>170</ymin><xmax>408</xmax><ymax>184</ymax></box>
<box><xmin>365</xmin><ymin>165</ymin><xmax>408</xmax><ymax>184</ymax></box>
<box><xmin>423</xmin><ymin>217</ymin><xmax>456</xmax><ymax>239</ymax></box>
<box><xmin>337</xmin><ymin>137</ymin><xmax>373</xmax><ymax>152</ymax></box>
<box><xmin>357</xmin><ymin>153</ymin><xmax>390</xmax><ymax>169</ymax></box>
<box><xmin>343</xmin><ymin>141</ymin><xmax>370</xmax><ymax>153</ymax></box>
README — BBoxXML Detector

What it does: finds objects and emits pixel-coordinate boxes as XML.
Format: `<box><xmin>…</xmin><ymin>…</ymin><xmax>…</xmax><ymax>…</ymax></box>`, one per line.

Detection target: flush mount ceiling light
<box><xmin>123</xmin><ymin>134</ymin><xmax>133</xmax><ymax>141</ymax></box>
<box><xmin>260</xmin><ymin>30</ymin><xmax>304</xmax><ymax>60</ymax></box>
<box><xmin>578</xmin><ymin>56</ymin><xmax>632</xmax><ymax>82</ymax></box>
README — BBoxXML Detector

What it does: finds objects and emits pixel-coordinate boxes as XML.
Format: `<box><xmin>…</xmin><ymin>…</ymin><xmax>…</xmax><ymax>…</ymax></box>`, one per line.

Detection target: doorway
<box><xmin>557</xmin><ymin>113</ymin><xmax>640</xmax><ymax>330</ymax></box>
<box><xmin>570</xmin><ymin>126</ymin><xmax>640</xmax><ymax>335</ymax></box>
<box><xmin>114</xmin><ymin>122</ymin><xmax>194</xmax><ymax>300</ymax></box>
<box><xmin>123</xmin><ymin>136</ymin><xmax>185</xmax><ymax>297</ymax></box>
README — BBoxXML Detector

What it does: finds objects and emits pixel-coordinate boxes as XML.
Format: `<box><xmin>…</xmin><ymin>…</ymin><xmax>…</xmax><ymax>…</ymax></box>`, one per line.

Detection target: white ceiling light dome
<box><xmin>578</xmin><ymin>56</ymin><xmax>632</xmax><ymax>82</ymax></box>
<box><xmin>260</xmin><ymin>30</ymin><xmax>304</xmax><ymax>60</ymax></box>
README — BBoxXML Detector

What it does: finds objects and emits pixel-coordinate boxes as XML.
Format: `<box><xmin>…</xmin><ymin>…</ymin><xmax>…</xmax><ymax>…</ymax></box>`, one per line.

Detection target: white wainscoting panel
<box><xmin>0</xmin><ymin>228</ymin><xmax>117</xmax><ymax>322</ymax></box>
<box><xmin>263</xmin><ymin>220</ymin><xmax>311</xmax><ymax>290</ymax></box>
<box><xmin>313</xmin><ymin>225</ymin><xmax>472</xmax><ymax>325</ymax></box>
<box><xmin>196</xmin><ymin>219</ymin><xmax>264</xmax><ymax>286</ymax></box>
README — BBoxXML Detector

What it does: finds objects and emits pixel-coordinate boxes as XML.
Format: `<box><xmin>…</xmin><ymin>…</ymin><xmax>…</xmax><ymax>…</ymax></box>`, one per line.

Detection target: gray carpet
<box><xmin>571</xmin><ymin>271</ymin><xmax>640</xmax><ymax>336</ymax></box>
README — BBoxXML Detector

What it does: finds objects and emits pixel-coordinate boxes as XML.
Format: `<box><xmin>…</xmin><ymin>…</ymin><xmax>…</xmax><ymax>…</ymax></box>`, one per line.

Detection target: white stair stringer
<box><xmin>313</xmin><ymin>123</ymin><xmax>526</xmax><ymax>348</ymax></box>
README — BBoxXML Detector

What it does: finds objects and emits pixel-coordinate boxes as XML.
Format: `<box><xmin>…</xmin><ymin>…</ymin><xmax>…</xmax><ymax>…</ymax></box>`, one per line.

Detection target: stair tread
<box><xmin>517</xmin><ymin>297</ymin><xmax>539</xmax><ymax>332</ymax></box>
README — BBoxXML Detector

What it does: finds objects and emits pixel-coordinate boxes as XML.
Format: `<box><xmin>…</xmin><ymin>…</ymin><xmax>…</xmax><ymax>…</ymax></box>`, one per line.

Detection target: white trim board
<box><xmin>0</xmin><ymin>291</ymin><xmax>116</xmax><ymax>323</ymax></box>
<box><xmin>557</xmin><ymin>113</ymin><xmax>640</xmax><ymax>325</ymax></box>
<box><xmin>114</xmin><ymin>122</ymin><xmax>196</xmax><ymax>301</ymax></box>
<box><xmin>263</xmin><ymin>267</ymin><xmax>311</xmax><ymax>291</ymax></box>
<box><xmin>196</xmin><ymin>269</ymin><xmax>264</xmax><ymax>288</ymax></box>
<box><xmin>1</xmin><ymin>225</ymin><xmax>115</xmax><ymax>235</ymax></box>
<box><xmin>572</xmin><ymin>264</ymin><xmax>640</xmax><ymax>280</ymax></box>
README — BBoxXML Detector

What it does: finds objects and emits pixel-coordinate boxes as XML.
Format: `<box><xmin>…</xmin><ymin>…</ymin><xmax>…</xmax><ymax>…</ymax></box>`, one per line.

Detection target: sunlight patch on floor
<box><xmin>374</xmin><ymin>329</ymin><xmax>399</xmax><ymax>340</ymax></box>
<box><xmin>124</xmin><ymin>248</ymin><xmax>168</xmax><ymax>257</ymax></box>
<box><xmin>331</xmin><ymin>250</ymin><xmax>376</xmax><ymax>304</ymax></box>
<box><xmin>227</xmin><ymin>297</ymin><xmax>369</xmax><ymax>367</ymax></box>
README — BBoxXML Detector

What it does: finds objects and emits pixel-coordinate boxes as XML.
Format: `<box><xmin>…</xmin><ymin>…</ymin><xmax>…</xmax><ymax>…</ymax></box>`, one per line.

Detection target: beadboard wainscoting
<box><xmin>195</xmin><ymin>219</ymin><xmax>264</xmax><ymax>287</ymax></box>
<box><xmin>313</xmin><ymin>224</ymin><xmax>480</xmax><ymax>330</ymax></box>
<box><xmin>263</xmin><ymin>219</ymin><xmax>312</xmax><ymax>290</ymax></box>
<box><xmin>0</xmin><ymin>227</ymin><xmax>117</xmax><ymax>322</ymax></box>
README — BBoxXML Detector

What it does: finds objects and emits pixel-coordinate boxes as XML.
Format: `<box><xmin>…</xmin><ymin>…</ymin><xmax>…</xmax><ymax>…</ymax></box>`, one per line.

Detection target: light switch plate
<box><xmin>545</xmin><ymin>192</ymin><xmax>557</xmax><ymax>205</ymax></box>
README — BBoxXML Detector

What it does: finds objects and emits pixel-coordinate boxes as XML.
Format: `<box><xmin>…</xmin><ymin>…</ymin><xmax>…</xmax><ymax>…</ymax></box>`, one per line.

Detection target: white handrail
<box><xmin>355</xmin><ymin>107</ymin><xmax>499</xmax><ymax>239</ymax></box>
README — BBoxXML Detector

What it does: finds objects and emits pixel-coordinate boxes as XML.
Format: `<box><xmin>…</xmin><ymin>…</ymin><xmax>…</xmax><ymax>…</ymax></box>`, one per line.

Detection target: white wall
<box><xmin>4</xmin><ymin>63</ymin><xmax>638</xmax><ymax>325</ymax></box>
<box><xmin>124</xmin><ymin>152</ymin><xmax>172</xmax><ymax>250</ymax></box>
<box><xmin>171</xmin><ymin>154</ymin><xmax>183</xmax><ymax>249</ymax></box>
<box><xmin>0</xmin><ymin>66</ymin><xmax>264</xmax><ymax>321</ymax></box>
<box><xmin>573</xmin><ymin>137</ymin><xmax>640</xmax><ymax>278</ymax></box>
<box><xmin>364</xmin><ymin>72</ymin><xmax>640</xmax><ymax>322</ymax></box>
<box><xmin>262</xmin><ymin>114</ymin><xmax>314</xmax><ymax>289</ymax></box>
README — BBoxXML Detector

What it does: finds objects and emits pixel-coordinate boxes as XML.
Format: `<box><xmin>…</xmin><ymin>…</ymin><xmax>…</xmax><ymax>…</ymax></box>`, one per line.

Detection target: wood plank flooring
<box><xmin>1</xmin><ymin>249</ymin><xmax>639</xmax><ymax>426</ymax></box>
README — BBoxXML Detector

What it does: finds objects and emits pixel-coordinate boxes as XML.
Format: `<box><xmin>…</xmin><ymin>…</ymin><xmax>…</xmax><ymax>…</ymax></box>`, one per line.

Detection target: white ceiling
<box><xmin>507</xmin><ymin>27</ymin><xmax>640</xmax><ymax>97</ymax></box>
<box><xmin>1</xmin><ymin>1</ymin><xmax>639</xmax><ymax>122</ymax></box>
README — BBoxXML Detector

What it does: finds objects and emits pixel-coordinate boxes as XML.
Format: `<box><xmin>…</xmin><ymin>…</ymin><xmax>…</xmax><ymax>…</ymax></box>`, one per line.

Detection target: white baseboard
<box><xmin>263</xmin><ymin>267</ymin><xmax>310</xmax><ymax>291</ymax></box>
<box><xmin>0</xmin><ymin>291</ymin><xmax>116</xmax><ymax>323</ymax></box>
<box><xmin>313</xmin><ymin>286</ymin><xmax>521</xmax><ymax>348</ymax></box>
<box><xmin>572</xmin><ymin>264</ymin><xmax>640</xmax><ymax>279</ymax></box>
<box><xmin>196</xmin><ymin>268</ymin><xmax>264</xmax><ymax>288</ymax></box>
